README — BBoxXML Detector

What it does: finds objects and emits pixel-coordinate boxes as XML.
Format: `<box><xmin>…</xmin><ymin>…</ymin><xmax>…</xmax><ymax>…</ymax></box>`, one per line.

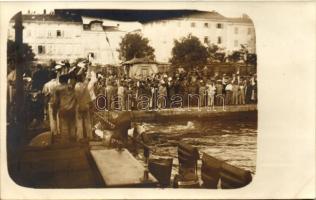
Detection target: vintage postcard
<box><xmin>0</xmin><ymin>1</ymin><xmax>315</xmax><ymax>199</ymax></box>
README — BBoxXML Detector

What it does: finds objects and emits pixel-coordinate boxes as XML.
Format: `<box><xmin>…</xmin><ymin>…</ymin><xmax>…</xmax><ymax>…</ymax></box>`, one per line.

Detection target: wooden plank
<box><xmin>90</xmin><ymin>149</ymin><xmax>158</xmax><ymax>187</ymax></box>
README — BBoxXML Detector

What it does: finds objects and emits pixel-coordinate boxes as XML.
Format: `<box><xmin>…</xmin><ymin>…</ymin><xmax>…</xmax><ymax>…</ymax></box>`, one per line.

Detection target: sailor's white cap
<box><xmin>55</xmin><ymin>65</ymin><xmax>62</xmax><ymax>70</ymax></box>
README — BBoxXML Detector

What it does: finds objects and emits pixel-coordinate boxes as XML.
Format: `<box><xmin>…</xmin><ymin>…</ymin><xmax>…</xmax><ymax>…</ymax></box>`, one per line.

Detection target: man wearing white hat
<box><xmin>74</xmin><ymin>69</ymin><xmax>93</xmax><ymax>141</ymax></box>
<box><xmin>54</xmin><ymin>64</ymin><xmax>63</xmax><ymax>83</ymax></box>
<box><xmin>42</xmin><ymin>72</ymin><xmax>60</xmax><ymax>137</ymax></box>
<box><xmin>56</xmin><ymin>60</ymin><xmax>68</xmax><ymax>75</ymax></box>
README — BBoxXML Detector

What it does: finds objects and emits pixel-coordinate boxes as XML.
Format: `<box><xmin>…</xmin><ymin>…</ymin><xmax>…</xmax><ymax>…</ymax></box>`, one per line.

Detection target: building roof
<box><xmin>55</xmin><ymin>9</ymin><xmax>253</xmax><ymax>24</ymax></box>
<box><xmin>12</xmin><ymin>13</ymin><xmax>82</xmax><ymax>23</ymax></box>
<box><xmin>55</xmin><ymin>9</ymin><xmax>204</xmax><ymax>23</ymax></box>
<box><xmin>10</xmin><ymin>9</ymin><xmax>253</xmax><ymax>25</ymax></box>
<box><xmin>180</xmin><ymin>11</ymin><xmax>227</xmax><ymax>20</ymax></box>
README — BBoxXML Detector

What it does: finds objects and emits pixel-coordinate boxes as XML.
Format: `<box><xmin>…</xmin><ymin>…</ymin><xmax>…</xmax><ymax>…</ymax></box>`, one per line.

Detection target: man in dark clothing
<box><xmin>32</xmin><ymin>64</ymin><xmax>50</xmax><ymax>91</ymax></box>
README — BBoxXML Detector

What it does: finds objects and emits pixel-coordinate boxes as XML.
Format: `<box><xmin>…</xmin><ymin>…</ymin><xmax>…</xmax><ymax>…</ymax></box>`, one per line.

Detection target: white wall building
<box><xmin>142</xmin><ymin>12</ymin><xmax>255</xmax><ymax>63</ymax></box>
<box><xmin>8</xmin><ymin>10</ymin><xmax>255</xmax><ymax>65</ymax></box>
<box><xmin>8</xmin><ymin>14</ymin><xmax>142</xmax><ymax>65</ymax></box>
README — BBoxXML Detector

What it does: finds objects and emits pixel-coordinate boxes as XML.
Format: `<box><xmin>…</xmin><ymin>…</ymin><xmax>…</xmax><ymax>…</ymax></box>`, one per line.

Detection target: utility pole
<box><xmin>14</xmin><ymin>11</ymin><xmax>25</xmax><ymax>145</ymax></box>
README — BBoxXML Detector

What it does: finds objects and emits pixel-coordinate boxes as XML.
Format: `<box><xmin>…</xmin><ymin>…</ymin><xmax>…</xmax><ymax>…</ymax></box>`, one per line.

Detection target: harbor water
<box><xmin>138</xmin><ymin>111</ymin><xmax>257</xmax><ymax>176</ymax></box>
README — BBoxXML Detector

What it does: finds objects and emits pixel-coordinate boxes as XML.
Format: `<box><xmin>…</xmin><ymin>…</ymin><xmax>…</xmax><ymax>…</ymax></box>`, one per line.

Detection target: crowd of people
<box><xmin>7</xmin><ymin>60</ymin><xmax>257</xmax><ymax>143</ymax></box>
<box><xmin>93</xmin><ymin>67</ymin><xmax>258</xmax><ymax>111</ymax></box>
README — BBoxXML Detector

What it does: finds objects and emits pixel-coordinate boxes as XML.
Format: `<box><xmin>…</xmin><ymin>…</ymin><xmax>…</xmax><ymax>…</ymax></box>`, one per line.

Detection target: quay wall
<box><xmin>129</xmin><ymin>104</ymin><xmax>257</xmax><ymax>122</ymax></box>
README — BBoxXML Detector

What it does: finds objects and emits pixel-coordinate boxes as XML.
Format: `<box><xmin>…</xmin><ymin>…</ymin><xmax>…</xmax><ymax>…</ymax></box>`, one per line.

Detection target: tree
<box><xmin>246</xmin><ymin>53</ymin><xmax>257</xmax><ymax>66</ymax></box>
<box><xmin>117</xmin><ymin>33</ymin><xmax>155</xmax><ymax>61</ymax></box>
<box><xmin>170</xmin><ymin>35</ymin><xmax>208</xmax><ymax>70</ymax></box>
<box><xmin>207</xmin><ymin>43</ymin><xmax>225</xmax><ymax>63</ymax></box>
<box><xmin>7</xmin><ymin>39</ymin><xmax>35</xmax><ymax>71</ymax></box>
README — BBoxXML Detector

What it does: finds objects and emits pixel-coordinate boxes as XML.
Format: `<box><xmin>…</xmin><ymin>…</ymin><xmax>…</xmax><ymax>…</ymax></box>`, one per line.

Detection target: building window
<box><xmin>248</xmin><ymin>28</ymin><xmax>251</xmax><ymax>35</ymax></box>
<box><xmin>191</xmin><ymin>22</ymin><xmax>196</xmax><ymax>28</ymax></box>
<box><xmin>38</xmin><ymin>45</ymin><xmax>45</xmax><ymax>54</ymax></box>
<box><xmin>204</xmin><ymin>36</ymin><xmax>209</xmax><ymax>44</ymax></box>
<box><xmin>204</xmin><ymin>23</ymin><xmax>209</xmax><ymax>28</ymax></box>
<box><xmin>56</xmin><ymin>30</ymin><xmax>61</xmax><ymax>37</ymax></box>
<box><xmin>234</xmin><ymin>27</ymin><xmax>239</xmax><ymax>34</ymax></box>
<box><xmin>83</xmin><ymin>24</ymin><xmax>90</xmax><ymax>30</ymax></box>
<box><xmin>217</xmin><ymin>23</ymin><xmax>223</xmax><ymax>29</ymax></box>
<box><xmin>234</xmin><ymin>40</ymin><xmax>238</xmax><ymax>47</ymax></box>
<box><xmin>217</xmin><ymin>36</ymin><xmax>222</xmax><ymax>44</ymax></box>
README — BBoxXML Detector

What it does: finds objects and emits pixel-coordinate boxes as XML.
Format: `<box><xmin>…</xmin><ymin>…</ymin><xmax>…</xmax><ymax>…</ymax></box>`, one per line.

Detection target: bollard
<box><xmin>148</xmin><ymin>158</ymin><xmax>173</xmax><ymax>187</ymax></box>
<box><xmin>201</xmin><ymin>153</ymin><xmax>223</xmax><ymax>189</ymax></box>
<box><xmin>174</xmin><ymin>142</ymin><xmax>200</xmax><ymax>188</ymax></box>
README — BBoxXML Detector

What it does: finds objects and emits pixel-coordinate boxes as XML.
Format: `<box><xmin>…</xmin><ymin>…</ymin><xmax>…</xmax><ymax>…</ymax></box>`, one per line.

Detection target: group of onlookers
<box><xmin>7</xmin><ymin>60</ymin><xmax>257</xmax><ymax>143</ymax></box>
<box><xmin>94</xmin><ymin>69</ymin><xmax>257</xmax><ymax>110</ymax></box>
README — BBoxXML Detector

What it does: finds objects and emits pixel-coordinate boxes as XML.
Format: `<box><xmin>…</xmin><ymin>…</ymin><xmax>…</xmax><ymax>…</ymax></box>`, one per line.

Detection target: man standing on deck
<box><xmin>53</xmin><ymin>74</ymin><xmax>77</xmax><ymax>143</ymax></box>
<box><xmin>74</xmin><ymin>67</ymin><xmax>93</xmax><ymax>141</ymax></box>
<box><xmin>42</xmin><ymin>71</ymin><xmax>60</xmax><ymax>137</ymax></box>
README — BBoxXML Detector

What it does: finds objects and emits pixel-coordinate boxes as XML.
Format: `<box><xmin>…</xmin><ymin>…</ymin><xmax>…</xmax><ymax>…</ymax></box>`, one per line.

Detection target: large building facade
<box><xmin>8</xmin><ymin>10</ymin><xmax>255</xmax><ymax>65</ymax></box>
<box><xmin>143</xmin><ymin>12</ymin><xmax>256</xmax><ymax>63</ymax></box>
<box><xmin>8</xmin><ymin>14</ymin><xmax>142</xmax><ymax>65</ymax></box>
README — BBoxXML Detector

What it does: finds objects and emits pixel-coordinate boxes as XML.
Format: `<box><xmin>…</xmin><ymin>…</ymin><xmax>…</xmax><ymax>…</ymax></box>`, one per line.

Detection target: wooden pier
<box><xmin>91</xmin><ymin>149</ymin><xmax>158</xmax><ymax>187</ymax></box>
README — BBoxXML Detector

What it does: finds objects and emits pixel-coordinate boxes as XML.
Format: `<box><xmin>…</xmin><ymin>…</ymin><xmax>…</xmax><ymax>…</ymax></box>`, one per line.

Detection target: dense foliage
<box><xmin>7</xmin><ymin>39</ymin><xmax>35</xmax><ymax>70</ymax></box>
<box><xmin>170</xmin><ymin>35</ymin><xmax>208</xmax><ymax>70</ymax></box>
<box><xmin>117</xmin><ymin>33</ymin><xmax>155</xmax><ymax>61</ymax></box>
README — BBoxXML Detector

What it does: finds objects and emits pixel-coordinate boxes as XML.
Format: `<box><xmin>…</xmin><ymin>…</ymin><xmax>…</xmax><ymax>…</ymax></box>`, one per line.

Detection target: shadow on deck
<box><xmin>8</xmin><ymin>143</ymin><xmax>105</xmax><ymax>188</ymax></box>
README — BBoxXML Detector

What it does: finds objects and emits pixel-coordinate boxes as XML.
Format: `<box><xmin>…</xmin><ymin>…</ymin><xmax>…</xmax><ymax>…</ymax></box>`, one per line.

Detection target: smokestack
<box><xmin>43</xmin><ymin>9</ymin><xmax>46</xmax><ymax>15</ymax></box>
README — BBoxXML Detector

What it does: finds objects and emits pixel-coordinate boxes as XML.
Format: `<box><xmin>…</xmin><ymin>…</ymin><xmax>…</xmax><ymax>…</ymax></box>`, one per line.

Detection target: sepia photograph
<box><xmin>1</xmin><ymin>1</ymin><xmax>315</xmax><ymax>199</ymax></box>
<box><xmin>6</xmin><ymin>8</ymin><xmax>257</xmax><ymax>189</ymax></box>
